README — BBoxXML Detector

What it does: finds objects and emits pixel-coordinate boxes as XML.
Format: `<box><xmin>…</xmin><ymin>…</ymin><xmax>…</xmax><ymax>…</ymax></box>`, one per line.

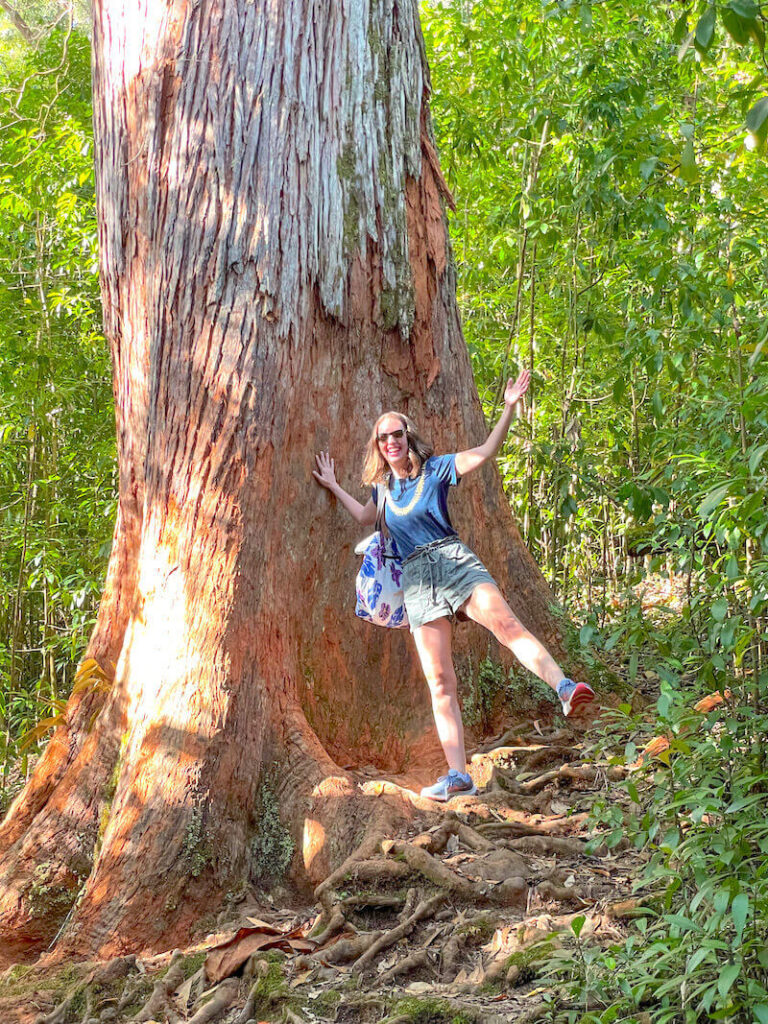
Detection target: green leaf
<box><xmin>749</xmin><ymin>442</ymin><xmax>768</xmax><ymax>474</ymax></box>
<box><xmin>729</xmin><ymin>0</ymin><xmax>758</xmax><ymax>18</ymax></box>
<box><xmin>746</xmin><ymin>97</ymin><xmax>768</xmax><ymax>134</ymax></box>
<box><xmin>639</xmin><ymin>157</ymin><xmax>658</xmax><ymax>180</ymax></box>
<box><xmin>695</xmin><ymin>7</ymin><xmax>716</xmax><ymax>49</ymax></box>
<box><xmin>652</xmin><ymin>390</ymin><xmax>664</xmax><ymax>421</ymax></box>
<box><xmin>571</xmin><ymin>914</ymin><xmax>586</xmax><ymax>938</ymax></box>
<box><xmin>753</xmin><ymin>1006</ymin><xmax>768</xmax><ymax>1024</ymax></box>
<box><xmin>723</xmin><ymin>8</ymin><xmax>750</xmax><ymax>43</ymax></box>
<box><xmin>680</xmin><ymin>139</ymin><xmax>697</xmax><ymax>182</ymax></box>
<box><xmin>731</xmin><ymin>893</ymin><xmax>748</xmax><ymax>938</ymax></box>
<box><xmin>717</xmin><ymin>962</ymin><xmax>740</xmax><ymax>999</ymax></box>
<box><xmin>712</xmin><ymin>597</ymin><xmax>729</xmax><ymax>621</ymax></box>
<box><xmin>698</xmin><ymin>483</ymin><xmax>730</xmax><ymax>519</ymax></box>
<box><xmin>688</xmin><ymin>946</ymin><xmax>714</xmax><ymax>972</ymax></box>
<box><xmin>672</xmin><ymin>10</ymin><xmax>689</xmax><ymax>43</ymax></box>
<box><xmin>665</xmin><ymin>913</ymin><xmax>699</xmax><ymax>932</ymax></box>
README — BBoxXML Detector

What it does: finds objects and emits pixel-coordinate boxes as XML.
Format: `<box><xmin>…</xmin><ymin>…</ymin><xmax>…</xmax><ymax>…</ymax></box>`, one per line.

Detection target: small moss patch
<box><xmin>387</xmin><ymin>996</ymin><xmax>472</xmax><ymax>1024</ymax></box>
<box><xmin>250</xmin><ymin>768</ymin><xmax>294</xmax><ymax>880</ymax></box>
<box><xmin>249</xmin><ymin>960</ymin><xmax>289</xmax><ymax>1016</ymax></box>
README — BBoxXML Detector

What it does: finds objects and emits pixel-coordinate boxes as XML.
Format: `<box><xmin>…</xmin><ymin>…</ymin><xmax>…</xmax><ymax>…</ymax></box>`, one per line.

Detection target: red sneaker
<box><xmin>559</xmin><ymin>680</ymin><xmax>595</xmax><ymax>717</ymax></box>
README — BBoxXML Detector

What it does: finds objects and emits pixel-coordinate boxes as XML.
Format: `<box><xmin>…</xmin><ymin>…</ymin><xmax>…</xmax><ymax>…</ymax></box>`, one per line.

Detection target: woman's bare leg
<box><xmin>412</xmin><ymin>616</ymin><xmax>467</xmax><ymax>771</ymax></box>
<box><xmin>461</xmin><ymin>583</ymin><xmax>564</xmax><ymax>691</ymax></box>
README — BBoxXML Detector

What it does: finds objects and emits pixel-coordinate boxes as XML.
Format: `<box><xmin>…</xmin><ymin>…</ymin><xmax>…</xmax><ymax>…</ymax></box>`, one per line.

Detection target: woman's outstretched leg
<box><xmin>462</xmin><ymin>583</ymin><xmax>594</xmax><ymax>714</ymax></box>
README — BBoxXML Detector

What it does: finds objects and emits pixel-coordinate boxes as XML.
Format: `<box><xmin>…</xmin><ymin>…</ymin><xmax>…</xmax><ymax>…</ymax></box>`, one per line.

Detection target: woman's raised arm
<box><xmin>454</xmin><ymin>370</ymin><xmax>531</xmax><ymax>477</ymax></box>
<box><xmin>313</xmin><ymin>451</ymin><xmax>377</xmax><ymax>526</ymax></box>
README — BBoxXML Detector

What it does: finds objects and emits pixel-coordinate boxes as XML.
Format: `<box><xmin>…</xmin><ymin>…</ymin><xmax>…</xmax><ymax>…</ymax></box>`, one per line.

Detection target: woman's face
<box><xmin>376</xmin><ymin>415</ymin><xmax>408</xmax><ymax>467</ymax></box>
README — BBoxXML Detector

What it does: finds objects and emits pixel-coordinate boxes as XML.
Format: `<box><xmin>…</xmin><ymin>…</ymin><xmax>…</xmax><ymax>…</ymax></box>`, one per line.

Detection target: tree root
<box><xmin>314</xmin><ymin>830</ymin><xmax>387</xmax><ymax>907</ymax></box>
<box><xmin>341</xmin><ymin>893</ymin><xmax>405</xmax><ymax>911</ymax></box>
<box><xmin>354</xmin><ymin>892</ymin><xmax>445</xmax><ymax>971</ymax></box>
<box><xmin>187</xmin><ymin>978</ymin><xmax>239</xmax><ymax>1024</ymax></box>
<box><xmin>474</xmin><ymin>819</ymin><xmax>554</xmax><ymax>839</ymax></box>
<box><xmin>503</xmin><ymin>835</ymin><xmax>586</xmax><ymax>857</ymax></box>
<box><xmin>315</xmin><ymin>930</ymin><xmax>385</xmax><ymax>964</ymax></box>
<box><xmin>521</xmin><ymin>763</ymin><xmax>626</xmax><ymax>793</ymax></box>
<box><xmin>537</xmin><ymin>880</ymin><xmax>590</xmax><ymax>905</ymax></box>
<box><xmin>131</xmin><ymin>949</ymin><xmax>186</xmax><ymax>1022</ymax></box>
<box><xmin>381</xmin><ymin>839</ymin><xmax>528</xmax><ymax>907</ymax></box>
<box><xmin>37</xmin><ymin>956</ymin><xmax>139</xmax><ymax>1024</ymax></box>
<box><xmin>309</xmin><ymin>907</ymin><xmax>347</xmax><ymax>946</ymax></box>
<box><xmin>376</xmin><ymin>947</ymin><xmax>430</xmax><ymax>985</ymax></box>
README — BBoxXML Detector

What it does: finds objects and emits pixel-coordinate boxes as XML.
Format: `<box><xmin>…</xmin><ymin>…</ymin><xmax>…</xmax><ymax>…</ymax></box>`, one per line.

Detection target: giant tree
<box><xmin>0</xmin><ymin>0</ymin><xmax>572</xmax><ymax>963</ymax></box>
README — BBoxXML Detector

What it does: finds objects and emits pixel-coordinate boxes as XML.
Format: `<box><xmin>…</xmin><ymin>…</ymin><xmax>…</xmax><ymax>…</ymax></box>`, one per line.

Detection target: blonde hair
<box><xmin>361</xmin><ymin>411</ymin><xmax>434</xmax><ymax>486</ymax></box>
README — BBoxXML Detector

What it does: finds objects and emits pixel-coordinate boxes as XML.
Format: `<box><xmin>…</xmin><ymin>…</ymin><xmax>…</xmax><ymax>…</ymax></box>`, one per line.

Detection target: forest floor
<box><xmin>0</xmin><ymin>690</ymin><xmax>661</xmax><ymax>1024</ymax></box>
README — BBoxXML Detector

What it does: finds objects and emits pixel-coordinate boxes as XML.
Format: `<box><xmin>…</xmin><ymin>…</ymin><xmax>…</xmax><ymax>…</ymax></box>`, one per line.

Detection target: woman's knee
<box><xmin>424</xmin><ymin>665</ymin><xmax>457</xmax><ymax>701</ymax></box>
<box><xmin>492</xmin><ymin>611</ymin><xmax>527</xmax><ymax>649</ymax></box>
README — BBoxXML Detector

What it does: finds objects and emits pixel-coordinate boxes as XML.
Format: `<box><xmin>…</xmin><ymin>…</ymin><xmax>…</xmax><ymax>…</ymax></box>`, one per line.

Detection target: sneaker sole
<box><xmin>562</xmin><ymin>688</ymin><xmax>595</xmax><ymax>717</ymax></box>
<box><xmin>420</xmin><ymin>784</ymin><xmax>478</xmax><ymax>802</ymax></box>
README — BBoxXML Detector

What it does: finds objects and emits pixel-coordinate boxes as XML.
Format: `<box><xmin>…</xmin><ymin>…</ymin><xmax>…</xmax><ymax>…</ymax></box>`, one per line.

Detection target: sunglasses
<box><xmin>377</xmin><ymin>428</ymin><xmax>406</xmax><ymax>444</ymax></box>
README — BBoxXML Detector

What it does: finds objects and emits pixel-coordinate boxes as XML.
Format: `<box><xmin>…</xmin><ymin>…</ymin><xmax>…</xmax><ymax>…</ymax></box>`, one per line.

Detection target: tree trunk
<box><xmin>0</xmin><ymin>0</ymin><xmax>573</xmax><ymax>965</ymax></box>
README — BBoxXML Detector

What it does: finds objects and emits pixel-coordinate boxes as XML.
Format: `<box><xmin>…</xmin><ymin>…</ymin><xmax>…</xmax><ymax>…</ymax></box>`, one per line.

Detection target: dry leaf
<box><xmin>205</xmin><ymin>923</ymin><xmax>315</xmax><ymax>983</ymax></box>
<box><xmin>695</xmin><ymin>689</ymin><xmax>731</xmax><ymax>713</ymax></box>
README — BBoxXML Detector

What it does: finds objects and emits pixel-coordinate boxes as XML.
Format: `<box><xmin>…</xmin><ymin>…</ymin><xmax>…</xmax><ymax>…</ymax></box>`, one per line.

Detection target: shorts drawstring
<box><xmin>409</xmin><ymin>536</ymin><xmax>460</xmax><ymax>605</ymax></box>
<box><xmin>419</xmin><ymin>545</ymin><xmax>440</xmax><ymax>605</ymax></box>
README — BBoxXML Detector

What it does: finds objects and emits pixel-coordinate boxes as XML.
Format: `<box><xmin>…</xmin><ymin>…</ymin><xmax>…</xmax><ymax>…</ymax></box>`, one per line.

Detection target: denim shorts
<box><xmin>402</xmin><ymin>536</ymin><xmax>496</xmax><ymax>632</ymax></box>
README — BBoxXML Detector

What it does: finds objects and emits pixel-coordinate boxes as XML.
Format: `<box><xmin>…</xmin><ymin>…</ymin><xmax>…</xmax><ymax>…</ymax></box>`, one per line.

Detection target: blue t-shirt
<box><xmin>371</xmin><ymin>454</ymin><xmax>460</xmax><ymax>561</ymax></box>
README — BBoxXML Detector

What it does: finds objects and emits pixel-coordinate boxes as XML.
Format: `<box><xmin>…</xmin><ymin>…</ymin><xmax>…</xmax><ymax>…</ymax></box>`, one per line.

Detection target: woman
<box><xmin>313</xmin><ymin>371</ymin><xmax>595</xmax><ymax>802</ymax></box>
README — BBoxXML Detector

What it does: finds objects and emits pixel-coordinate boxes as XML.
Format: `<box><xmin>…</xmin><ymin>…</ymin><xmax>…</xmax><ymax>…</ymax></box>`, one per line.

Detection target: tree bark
<box><xmin>0</xmin><ymin>0</ymin><xmax>573</xmax><ymax>965</ymax></box>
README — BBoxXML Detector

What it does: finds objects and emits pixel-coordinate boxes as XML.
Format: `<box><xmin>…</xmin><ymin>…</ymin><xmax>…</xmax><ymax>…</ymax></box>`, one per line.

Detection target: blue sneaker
<box><xmin>420</xmin><ymin>770</ymin><xmax>477</xmax><ymax>802</ymax></box>
<box><xmin>557</xmin><ymin>678</ymin><xmax>595</xmax><ymax>717</ymax></box>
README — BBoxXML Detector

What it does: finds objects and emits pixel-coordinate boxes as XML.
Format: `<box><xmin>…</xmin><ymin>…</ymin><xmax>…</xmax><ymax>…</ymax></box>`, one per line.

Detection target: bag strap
<box><xmin>374</xmin><ymin>476</ymin><xmax>390</xmax><ymax>536</ymax></box>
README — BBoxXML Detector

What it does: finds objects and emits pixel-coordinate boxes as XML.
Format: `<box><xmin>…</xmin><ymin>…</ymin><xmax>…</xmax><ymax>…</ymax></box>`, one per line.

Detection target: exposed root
<box><xmin>353</xmin><ymin>892</ymin><xmax>445</xmax><ymax>971</ymax></box>
<box><xmin>376</xmin><ymin>947</ymin><xmax>430</xmax><ymax>985</ymax></box>
<box><xmin>342</xmin><ymin>857</ymin><xmax>413</xmax><ymax>883</ymax></box>
<box><xmin>309</xmin><ymin>907</ymin><xmax>347</xmax><ymax>946</ymax></box>
<box><xmin>315</xmin><ymin>930</ymin><xmax>384</xmax><ymax>964</ymax></box>
<box><xmin>314</xmin><ymin>830</ymin><xmax>387</xmax><ymax>907</ymax></box>
<box><xmin>341</xmin><ymin>893</ymin><xmax>405</xmax><ymax>911</ymax></box>
<box><xmin>397</xmin><ymin>887</ymin><xmax>418</xmax><ymax>922</ymax></box>
<box><xmin>537</xmin><ymin>880</ymin><xmax>590</xmax><ymax>905</ymax></box>
<box><xmin>504</xmin><ymin>835</ymin><xmax>586</xmax><ymax>857</ymax></box>
<box><xmin>133</xmin><ymin>949</ymin><xmax>185</xmax><ymax>1022</ymax></box>
<box><xmin>381</xmin><ymin>839</ymin><xmax>528</xmax><ymax>906</ymax></box>
<box><xmin>521</xmin><ymin>763</ymin><xmax>626</xmax><ymax>793</ymax></box>
<box><xmin>186</xmin><ymin>978</ymin><xmax>239</xmax><ymax>1024</ymax></box>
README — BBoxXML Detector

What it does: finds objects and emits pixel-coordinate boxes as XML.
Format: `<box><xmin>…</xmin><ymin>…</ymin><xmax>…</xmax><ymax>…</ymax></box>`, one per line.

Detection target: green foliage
<box><xmin>461</xmin><ymin>654</ymin><xmax>508</xmax><ymax>730</ymax></box>
<box><xmin>0</xmin><ymin>22</ymin><xmax>114</xmax><ymax>782</ymax></box>
<box><xmin>250</xmin><ymin>768</ymin><xmax>295</xmax><ymax>880</ymax></box>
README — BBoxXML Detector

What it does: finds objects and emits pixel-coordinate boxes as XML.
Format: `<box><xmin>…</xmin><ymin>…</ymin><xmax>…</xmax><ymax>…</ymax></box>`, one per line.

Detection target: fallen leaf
<box><xmin>205</xmin><ymin>923</ymin><xmax>316</xmax><ymax>983</ymax></box>
<box><xmin>695</xmin><ymin>689</ymin><xmax>731</xmax><ymax>713</ymax></box>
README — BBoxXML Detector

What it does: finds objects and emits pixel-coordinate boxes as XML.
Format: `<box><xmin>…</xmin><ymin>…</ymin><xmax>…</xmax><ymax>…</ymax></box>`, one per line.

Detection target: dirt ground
<box><xmin>0</xmin><ymin>696</ymin><xmax>655</xmax><ymax>1024</ymax></box>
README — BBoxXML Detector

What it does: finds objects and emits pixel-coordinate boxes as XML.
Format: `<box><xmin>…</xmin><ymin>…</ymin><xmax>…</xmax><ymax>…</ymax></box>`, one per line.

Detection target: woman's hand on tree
<box><xmin>313</xmin><ymin>451</ymin><xmax>337</xmax><ymax>489</ymax></box>
<box><xmin>504</xmin><ymin>369</ymin><xmax>531</xmax><ymax>408</ymax></box>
